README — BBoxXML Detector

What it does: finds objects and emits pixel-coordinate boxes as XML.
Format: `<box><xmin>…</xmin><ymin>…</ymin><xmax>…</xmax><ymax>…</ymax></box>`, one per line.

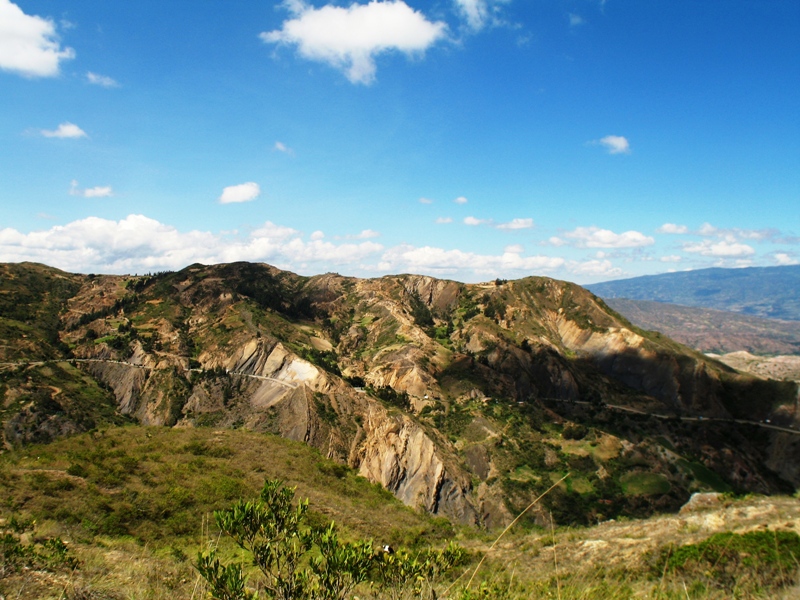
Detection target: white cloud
<box><xmin>0</xmin><ymin>0</ymin><xmax>74</xmax><ymax>77</ymax></box>
<box><xmin>418</xmin><ymin>197</ymin><xmax>433</xmax><ymax>204</ymax></box>
<box><xmin>698</xmin><ymin>222</ymin><xmax>717</xmax><ymax>236</ymax></box>
<box><xmin>41</xmin><ymin>122</ymin><xmax>86</xmax><ymax>139</ymax></box>
<box><xmin>453</xmin><ymin>196</ymin><xmax>468</xmax><ymax>204</ymax></box>
<box><xmin>0</xmin><ymin>214</ymin><xmax>384</xmax><ymax>274</ymax></box>
<box><xmin>563</xmin><ymin>226</ymin><xmax>654</xmax><ymax>248</ymax></box>
<box><xmin>379</xmin><ymin>243</ymin><xmax>564</xmax><ymax>276</ymax></box>
<box><xmin>0</xmin><ymin>212</ymin><xmax>583</xmax><ymax>282</ymax></box>
<box><xmin>568</xmin><ymin>13</ymin><xmax>585</xmax><ymax>27</ymax></box>
<box><xmin>347</xmin><ymin>229</ymin><xmax>380</xmax><ymax>239</ymax></box>
<box><xmin>496</xmin><ymin>217</ymin><xmax>533</xmax><ymax>231</ymax></box>
<box><xmin>310</xmin><ymin>230</ymin><xmax>325</xmax><ymax>241</ymax></box>
<box><xmin>453</xmin><ymin>0</ymin><xmax>508</xmax><ymax>31</ymax></box>
<box><xmin>683</xmin><ymin>240</ymin><xmax>755</xmax><ymax>257</ymax></box>
<box><xmin>657</xmin><ymin>223</ymin><xmax>688</xmax><ymax>234</ymax></box>
<box><xmin>69</xmin><ymin>180</ymin><xmax>113</xmax><ymax>198</ymax></box>
<box><xmin>595</xmin><ymin>135</ymin><xmax>630</xmax><ymax>155</ymax></box>
<box><xmin>659</xmin><ymin>255</ymin><xmax>682</xmax><ymax>263</ymax></box>
<box><xmin>567</xmin><ymin>259</ymin><xmax>623</xmax><ymax>278</ymax></box>
<box><xmin>86</xmin><ymin>72</ymin><xmax>119</xmax><ymax>87</ymax></box>
<box><xmin>83</xmin><ymin>186</ymin><xmax>113</xmax><ymax>198</ymax></box>
<box><xmin>219</xmin><ymin>182</ymin><xmax>261</xmax><ymax>204</ymax></box>
<box><xmin>504</xmin><ymin>244</ymin><xmax>523</xmax><ymax>254</ymax></box>
<box><xmin>274</xmin><ymin>141</ymin><xmax>294</xmax><ymax>155</ymax></box>
<box><xmin>261</xmin><ymin>1</ymin><xmax>447</xmax><ymax>85</ymax></box>
<box><xmin>774</xmin><ymin>253</ymin><xmax>798</xmax><ymax>266</ymax></box>
<box><xmin>463</xmin><ymin>216</ymin><xmax>486</xmax><ymax>226</ymax></box>
<box><xmin>696</xmin><ymin>222</ymin><xmax>779</xmax><ymax>242</ymax></box>
<box><xmin>454</xmin><ymin>0</ymin><xmax>488</xmax><ymax>30</ymax></box>
<box><xmin>435</xmin><ymin>217</ymin><xmax>452</xmax><ymax>224</ymax></box>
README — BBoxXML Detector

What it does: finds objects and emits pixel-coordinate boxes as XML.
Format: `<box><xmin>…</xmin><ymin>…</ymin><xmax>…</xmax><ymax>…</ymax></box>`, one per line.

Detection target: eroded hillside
<box><xmin>1</xmin><ymin>261</ymin><xmax>798</xmax><ymax>526</ymax></box>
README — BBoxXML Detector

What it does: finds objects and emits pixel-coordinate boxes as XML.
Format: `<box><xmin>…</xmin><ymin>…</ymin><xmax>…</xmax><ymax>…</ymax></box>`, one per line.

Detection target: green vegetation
<box><xmin>197</xmin><ymin>479</ymin><xmax>467</xmax><ymax>600</ymax></box>
<box><xmin>0</xmin><ymin>427</ymin><xmax>437</xmax><ymax>548</ymax></box>
<box><xmin>0</xmin><ymin>516</ymin><xmax>77</xmax><ymax>578</ymax></box>
<box><xmin>1</xmin><ymin>425</ymin><xmax>799</xmax><ymax>598</ymax></box>
<box><xmin>655</xmin><ymin>530</ymin><xmax>800</xmax><ymax>593</ymax></box>
<box><xmin>620</xmin><ymin>472</ymin><xmax>671</xmax><ymax>496</ymax></box>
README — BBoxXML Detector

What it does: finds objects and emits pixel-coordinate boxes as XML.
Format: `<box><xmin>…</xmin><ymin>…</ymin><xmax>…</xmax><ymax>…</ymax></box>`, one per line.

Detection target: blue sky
<box><xmin>1</xmin><ymin>0</ymin><xmax>798</xmax><ymax>283</ymax></box>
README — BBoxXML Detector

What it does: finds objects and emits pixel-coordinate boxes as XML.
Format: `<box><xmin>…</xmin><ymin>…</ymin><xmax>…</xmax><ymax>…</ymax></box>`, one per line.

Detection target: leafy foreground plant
<box><xmin>196</xmin><ymin>479</ymin><xmax>466</xmax><ymax>600</ymax></box>
<box><xmin>654</xmin><ymin>529</ymin><xmax>800</xmax><ymax>594</ymax></box>
<box><xmin>0</xmin><ymin>515</ymin><xmax>78</xmax><ymax>580</ymax></box>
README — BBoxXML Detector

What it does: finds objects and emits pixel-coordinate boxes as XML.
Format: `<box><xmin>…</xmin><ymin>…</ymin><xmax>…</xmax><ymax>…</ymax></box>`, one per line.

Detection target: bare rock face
<box><xmin>680</xmin><ymin>492</ymin><xmax>723</xmax><ymax>514</ymax></box>
<box><xmin>356</xmin><ymin>409</ymin><xmax>476</xmax><ymax>522</ymax></box>
<box><xmin>80</xmin><ymin>331</ymin><xmax>480</xmax><ymax>522</ymax></box>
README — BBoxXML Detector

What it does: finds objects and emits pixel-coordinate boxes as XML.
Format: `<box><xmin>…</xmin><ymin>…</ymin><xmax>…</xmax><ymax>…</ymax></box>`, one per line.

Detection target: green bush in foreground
<box><xmin>655</xmin><ymin>529</ymin><xmax>800</xmax><ymax>593</ymax></box>
<box><xmin>196</xmin><ymin>479</ymin><xmax>466</xmax><ymax>600</ymax></box>
<box><xmin>0</xmin><ymin>516</ymin><xmax>78</xmax><ymax>579</ymax></box>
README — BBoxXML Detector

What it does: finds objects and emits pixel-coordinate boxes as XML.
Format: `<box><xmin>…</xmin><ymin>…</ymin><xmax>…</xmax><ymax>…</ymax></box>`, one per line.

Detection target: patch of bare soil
<box><xmin>710</xmin><ymin>351</ymin><xmax>800</xmax><ymax>382</ymax></box>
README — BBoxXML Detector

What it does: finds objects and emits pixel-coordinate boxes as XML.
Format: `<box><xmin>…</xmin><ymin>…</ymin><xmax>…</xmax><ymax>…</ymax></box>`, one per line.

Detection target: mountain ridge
<box><xmin>587</xmin><ymin>265</ymin><xmax>800</xmax><ymax>321</ymax></box>
<box><xmin>1</xmin><ymin>261</ymin><xmax>798</xmax><ymax>528</ymax></box>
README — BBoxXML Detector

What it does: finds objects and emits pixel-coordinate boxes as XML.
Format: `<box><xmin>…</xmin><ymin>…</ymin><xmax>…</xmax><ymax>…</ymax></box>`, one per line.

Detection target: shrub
<box><xmin>196</xmin><ymin>479</ymin><xmax>466</xmax><ymax>600</ymax></box>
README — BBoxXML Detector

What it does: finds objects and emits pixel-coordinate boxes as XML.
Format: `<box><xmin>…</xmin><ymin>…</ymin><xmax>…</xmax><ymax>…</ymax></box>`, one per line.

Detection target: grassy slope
<box><xmin>1</xmin><ymin>425</ymin><xmax>799</xmax><ymax>599</ymax></box>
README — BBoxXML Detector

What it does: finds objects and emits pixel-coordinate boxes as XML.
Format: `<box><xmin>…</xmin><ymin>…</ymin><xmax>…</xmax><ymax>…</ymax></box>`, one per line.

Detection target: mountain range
<box><xmin>1</xmin><ymin>261</ymin><xmax>799</xmax><ymax>529</ymax></box>
<box><xmin>588</xmin><ymin>265</ymin><xmax>800</xmax><ymax>321</ymax></box>
<box><xmin>603</xmin><ymin>297</ymin><xmax>800</xmax><ymax>356</ymax></box>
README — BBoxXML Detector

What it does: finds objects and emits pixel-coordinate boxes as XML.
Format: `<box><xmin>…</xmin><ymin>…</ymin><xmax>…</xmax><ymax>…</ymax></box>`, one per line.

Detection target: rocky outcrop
<box><xmin>356</xmin><ymin>408</ymin><xmax>476</xmax><ymax>522</ymax></box>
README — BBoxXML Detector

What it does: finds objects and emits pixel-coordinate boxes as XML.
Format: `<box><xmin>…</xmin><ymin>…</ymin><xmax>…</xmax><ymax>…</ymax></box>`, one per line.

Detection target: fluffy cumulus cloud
<box><xmin>453</xmin><ymin>196</ymin><xmax>468</xmax><ymax>204</ymax></box>
<box><xmin>379</xmin><ymin>244</ymin><xmax>564</xmax><ymax>277</ymax></box>
<box><xmin>683</xmin><ymin>240</ymin><xmax>755</xmax><ymax>257</ymax></box>
<box><xmin>657</xmin><ymin>223</ymin><xmax>688</xmax><ymax>235</ymax></box>
<box><xmin>0</xmin><ymin>0</ymin><xmax>74</xmax><ymax>77</ymax></box>
<box><xmin>0</xmin><ymin>215</ymin><xmax>384</xmax><ymax>274</ymax></box>
<box><xmin>219</xmin><ymin>182</ymin><xmax>261</xmax><ymax>204</ymax></box>
<box><xmin>261</xmin><ymin>0</ymin><xmax>447</xmax><ymax>84</ymax></box>
<box><xmin>86</xmin><ymin>72</ymin><xmax>119</xmax><ymax>87</ymax></box>
<box><xmin>496</xmin><ymin>218</ymin><xmax>533</xmax><ymax>231</ymax></box>
<box><xmin>41</xmin><ymin>122</ymin><xmax>86</xmax><ymax>139</ymax></box>
<box><xmin>0</xmin><ymin>213</ymin><xmax>593</xmax><ymax>282</ymax></box>
<box><xmin>463</xmin><ymin>216</ymin><xmax>486</xmax><ymax>226</ymax></box>
<box><xmin>558</xmin><ymin>226</ymin><xmax>654</xmax><ymax>249</ymax></box>
<box><xmin>435</xmin><ymin>217</ymin><xmax>452</xmax><ymax>224</ymax></box>
<box><xmin>774</xmin><ymin>253</ymin><xmax>798</xmax><ymax>266</ymax></box>
<box><xmin>595</xmin><ymin>135</ymin><xmax>630</xmax><ymax>155</ymax></box>
<box><xmin>69</xmin><ymin>181</ymin><xmax>113</xmax><ymax>198</ymax></box>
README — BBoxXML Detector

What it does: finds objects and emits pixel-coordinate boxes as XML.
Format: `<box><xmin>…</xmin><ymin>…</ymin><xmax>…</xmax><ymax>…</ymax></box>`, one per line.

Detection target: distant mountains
<box><xmin>604</xmin><ymin>298</ymin><xmax>800</xmax><ymax>356</ymax></box>
<box><xmin>588</xmin><ymin>265</ymin><xmax>800</xmax><ymax>321</ymax></box>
